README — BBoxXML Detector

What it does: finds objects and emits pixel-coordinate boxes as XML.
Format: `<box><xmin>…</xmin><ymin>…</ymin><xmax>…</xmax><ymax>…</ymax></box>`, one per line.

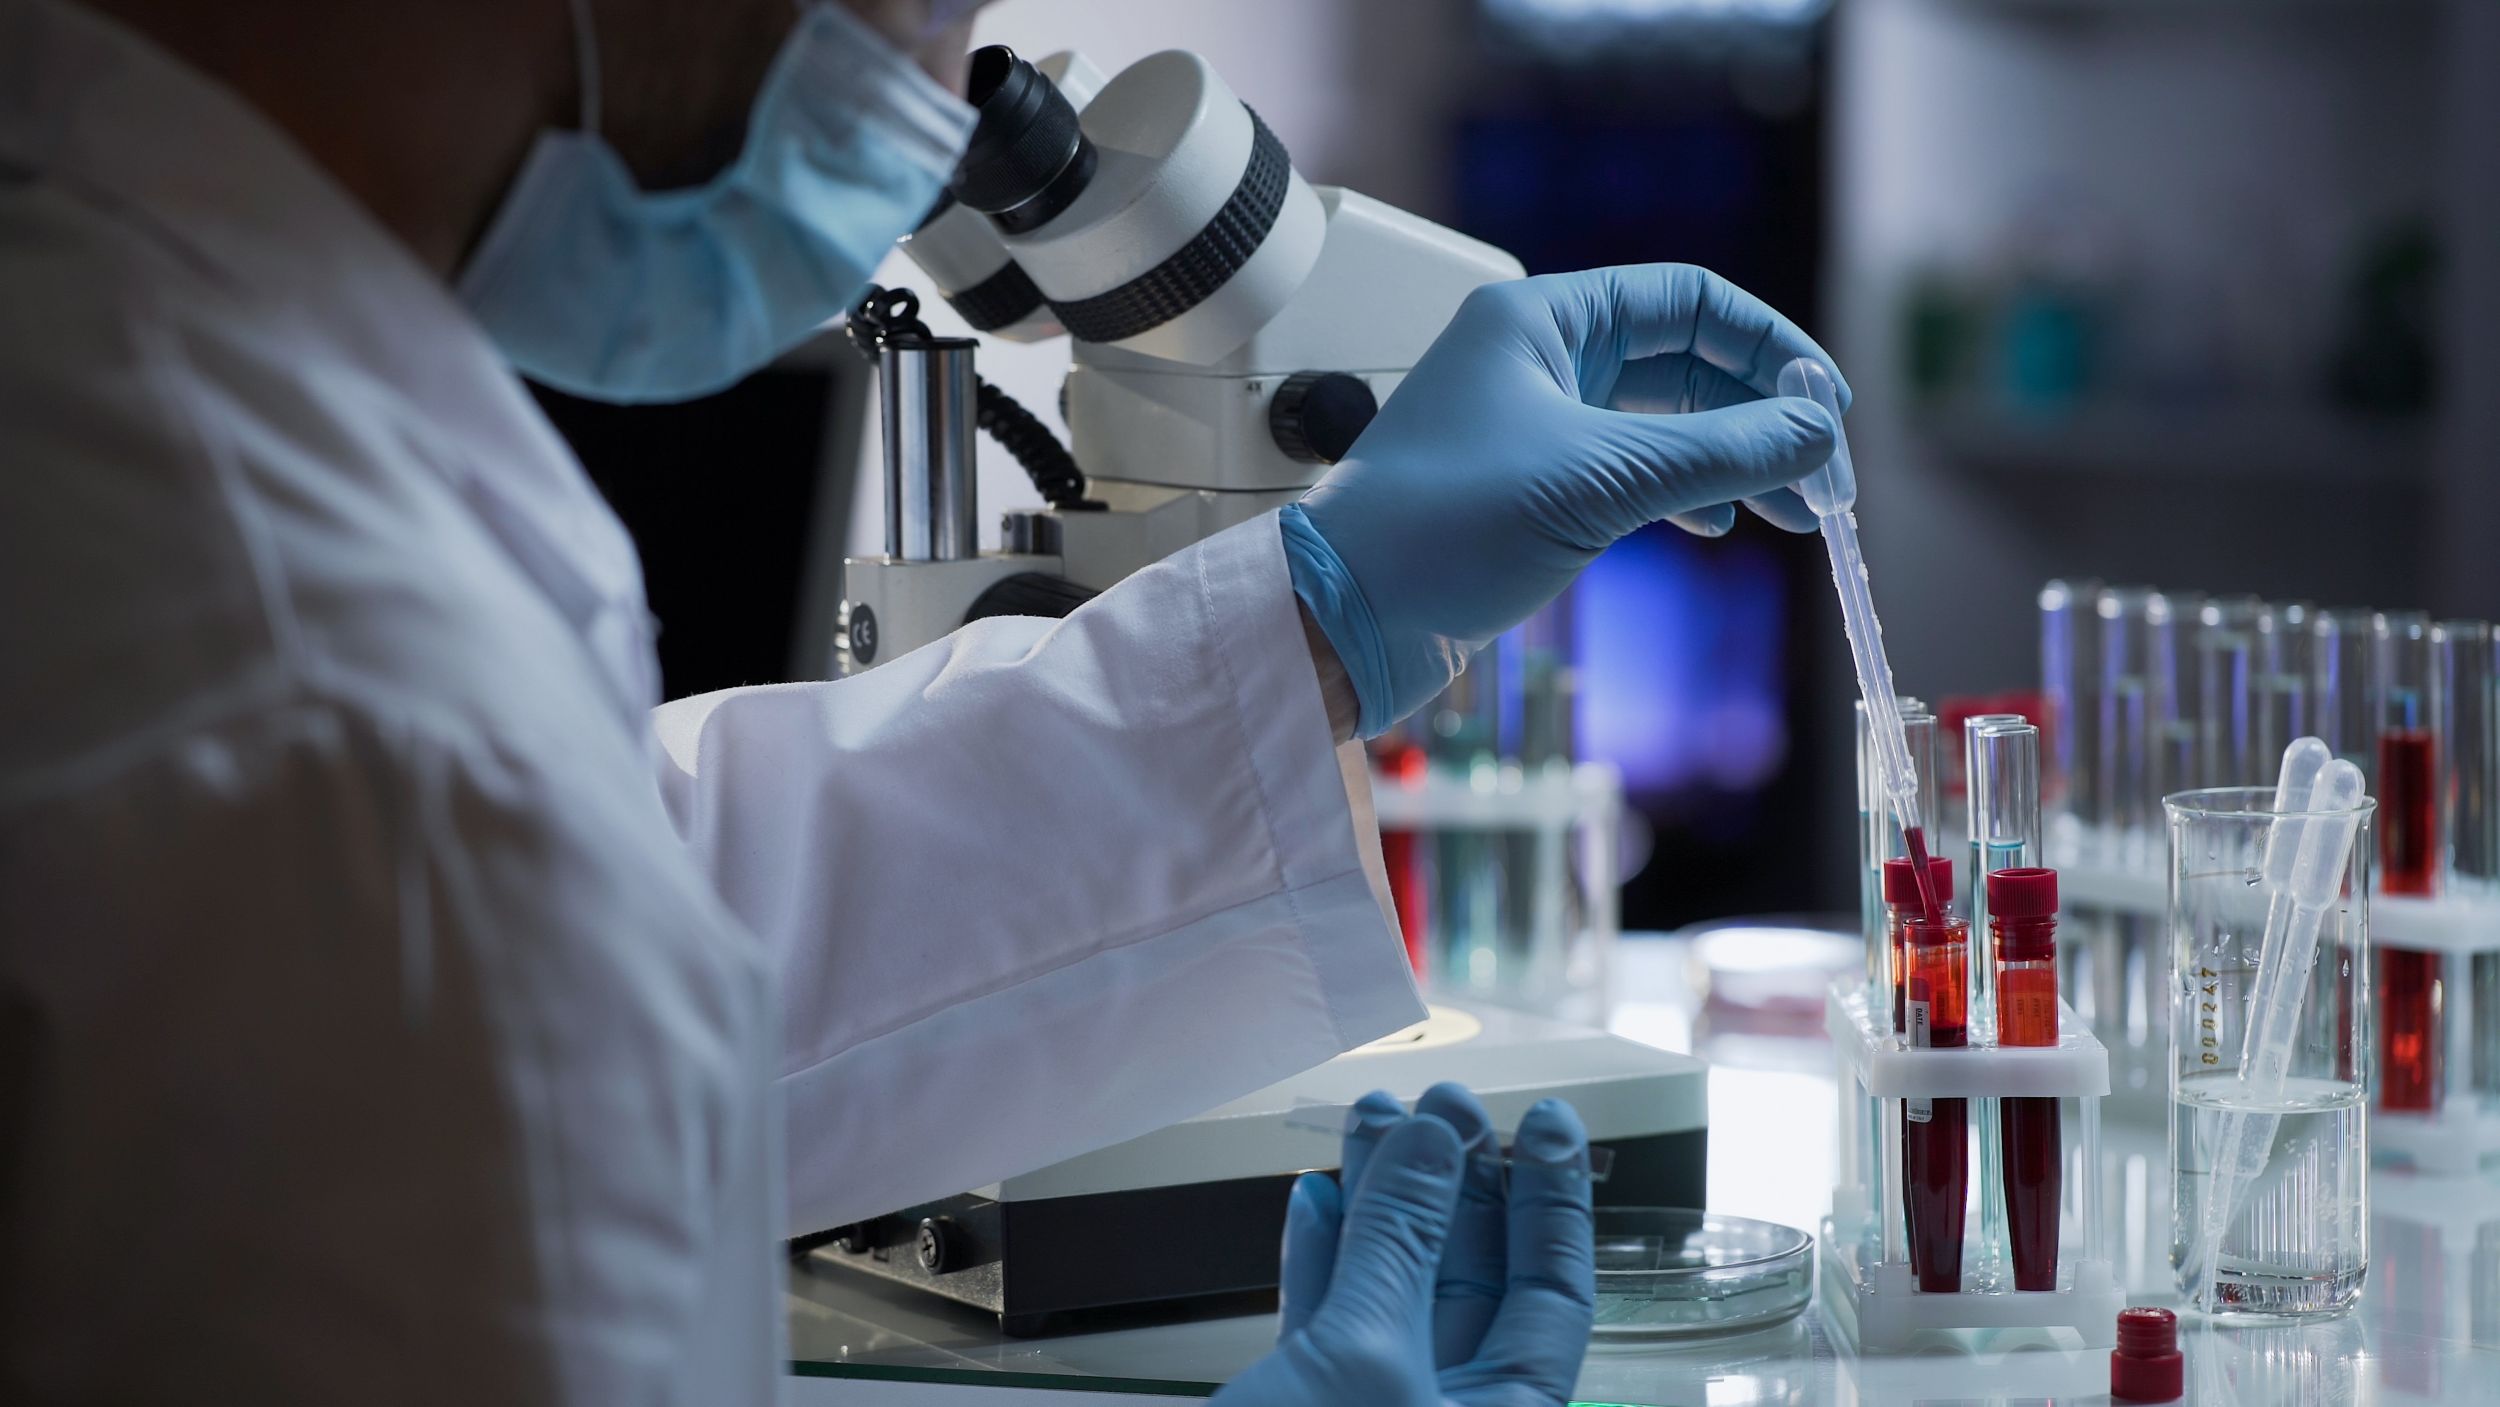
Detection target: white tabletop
<box><xmin>788</xmin><ymin>936</ymin><xmax>2500</xmax><ymax>1404</ymax></box>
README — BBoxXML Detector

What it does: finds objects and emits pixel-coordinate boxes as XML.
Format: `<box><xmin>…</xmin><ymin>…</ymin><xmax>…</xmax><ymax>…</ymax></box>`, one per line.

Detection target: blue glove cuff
<box><xmin>1278</xmin><ymin>503</ymin><xmax>1396</xmax><ymax>739</ymax></box>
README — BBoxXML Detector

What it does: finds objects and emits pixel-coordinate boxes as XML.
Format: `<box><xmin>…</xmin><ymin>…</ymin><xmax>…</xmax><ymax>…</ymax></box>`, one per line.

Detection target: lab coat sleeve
<box><xmin>0</xmin><ymin>701</ymin><xmax>780</xmax><ymax>1407</ymax></box>
<box><xmin>649</xmin><ymin>513</ymin><xmax>1424</xmax><ymax>1232</ymax></box>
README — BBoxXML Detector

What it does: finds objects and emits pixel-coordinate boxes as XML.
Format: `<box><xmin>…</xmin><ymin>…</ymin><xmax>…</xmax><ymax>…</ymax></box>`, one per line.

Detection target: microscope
<box><xmin>811</xmin><ymin>45</ymin><xmax>1709</xmax><ymax>1335</ymax></box>
<box><xmin>833</xmin><ymin>43</ymin><xmax>1518</xmax><ymax>668</ymax></box>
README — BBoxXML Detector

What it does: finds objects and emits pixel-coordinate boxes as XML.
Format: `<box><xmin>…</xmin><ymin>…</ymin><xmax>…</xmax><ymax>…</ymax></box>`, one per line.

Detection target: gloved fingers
<box><xmin>1413</xmin><ymin>1083</ymin><xmax>1506</xmax><ymax>1367</ymax></box>
<box><xmin>1516</xmin><ymin>264</ymin><xmax>1849</xmax><ymax>409</ymax></box>
<box><xmin>1609</xmin><ymin>358</ymin><xmax>1823</xmax><ymax>536</ymax></box>
<box><xmin>1606</xmin><ymin>396</ymin><xmax>1837</xmax><ymax>527</ymax></box>
<box><xmin>1665</xmin><ymin>506</ymin><xmax>1736</xmax><ymax>538</ymax></box>
<box><xmin>1323</xmin><ymin>1113</ymin><xmax>1467</xmax><ymax>1325</ymax></box>
<box><xmin>1460</xmin><ymin>1099</ymin><xmax>1596</xmax><ymax>1396</ymax></box>
<box><xmin>1606</xmin><ymin>353</ymin><xmax>1772</xmax><ymax>418</ymax></box>
<box><xmin>1740</xmin><ymin>486</ymin><xmax>1822</xmax><ymax>534</ymax></box>
<box><xmin>1337</xmin><ymin>1088</ymin><xmax>1408</xmax><ymax>1206</ymax></box>
<box><xmin>1277</xmin><ymin>1171</ymin><xmax>1344</xmax><ymax>1340</ymax></box>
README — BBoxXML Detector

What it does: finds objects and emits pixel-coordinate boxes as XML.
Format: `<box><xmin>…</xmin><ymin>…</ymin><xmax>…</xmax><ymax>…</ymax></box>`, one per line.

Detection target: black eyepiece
<box><xmin>951</xmin><ymin>45</ymin><xmax>1095</xmax><ymax>237</ymax></box>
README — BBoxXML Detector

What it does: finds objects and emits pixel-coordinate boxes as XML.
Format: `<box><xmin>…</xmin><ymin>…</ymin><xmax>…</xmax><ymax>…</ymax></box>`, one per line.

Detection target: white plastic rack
<box><xmin>1823</xmin><ymin>982</ymin><xmax>2126</xmax><ymax>1351</ymax></box>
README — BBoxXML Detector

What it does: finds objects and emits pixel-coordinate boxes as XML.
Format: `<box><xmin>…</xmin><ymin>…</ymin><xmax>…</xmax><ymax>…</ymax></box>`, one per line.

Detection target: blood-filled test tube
<box><xmin>1903</xmin><ymin>912</ymin><xmax>1970</xmax><ymax>1292</ymax></box>
<box><xmin>2377</xmin><ymin>611</ymin><xmax>2440</xmax><ymax>1112</ymax></box>
<box><xmin>1991</xmin><ymin>867</ymin><xmax>2062</xmax><ymax>1292</ymax></box>
<box><xmin>1884</xmin><ymin>856</ymin><xmax>1954</xmax><ymax>1035</ymax></box>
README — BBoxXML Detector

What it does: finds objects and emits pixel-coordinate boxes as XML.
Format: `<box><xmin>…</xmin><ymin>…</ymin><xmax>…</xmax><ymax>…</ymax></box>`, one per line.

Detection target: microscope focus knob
<box><xmin>1268</xmin><ymin>371</ymin><xmax>1378</xmax><ymax>466</ymax></box>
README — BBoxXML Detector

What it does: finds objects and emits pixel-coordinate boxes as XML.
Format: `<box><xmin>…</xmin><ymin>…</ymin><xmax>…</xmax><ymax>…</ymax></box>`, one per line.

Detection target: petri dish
<box><xmin>1590</xmin><ymin>1208</ymin><xmax>1814</xmax><ymax>1341</ymax></box>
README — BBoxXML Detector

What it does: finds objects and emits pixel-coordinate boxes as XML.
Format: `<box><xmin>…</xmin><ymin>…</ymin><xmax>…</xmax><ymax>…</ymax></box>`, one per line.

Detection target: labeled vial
<box><xmin>1883</xmin><ymin>855</ymin><xmax>1954</xmax><ymax>1035</ymax></box>
<box><xmin>1990</xmin><ymin>867</ymin><xmax>2061</xmax><ymax>1292</ymax></box>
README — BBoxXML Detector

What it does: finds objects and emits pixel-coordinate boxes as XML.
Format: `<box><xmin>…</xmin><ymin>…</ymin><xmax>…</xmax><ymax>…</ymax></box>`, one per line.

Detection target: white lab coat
<box><xmin>0</xmin><ymin>3</ymin><xmax>1422</xmax><ymax>1403</ymax></box>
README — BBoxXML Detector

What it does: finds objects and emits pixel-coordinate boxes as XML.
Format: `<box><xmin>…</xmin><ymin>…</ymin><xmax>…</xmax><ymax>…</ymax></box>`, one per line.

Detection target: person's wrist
<box><xmin>1299</xmin><ymin>603</ymin><xmax>1358</xmax><ymax>744</ymax></box>
<box><xmin>1278</xmin><ymin>503</ymin><xmax>1393</xmax><ymax>739</ymax></box>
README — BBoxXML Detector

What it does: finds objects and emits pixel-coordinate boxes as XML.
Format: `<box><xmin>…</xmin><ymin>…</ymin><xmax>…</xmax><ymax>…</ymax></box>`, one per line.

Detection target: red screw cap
<box><xmin>2111</xmin><ymin>1306</ymin><xmax>2182</xmax><ymax>1401</ymax></box>
<box><xmin>1986</xmin><ymin>866</ymin><xmax>2059</xmax><ymax>918</ymax></box>
<box><xmin>1881</xmin><ymin>855</ymin><xmax>1954</xmax><ymax>905</ymax></box>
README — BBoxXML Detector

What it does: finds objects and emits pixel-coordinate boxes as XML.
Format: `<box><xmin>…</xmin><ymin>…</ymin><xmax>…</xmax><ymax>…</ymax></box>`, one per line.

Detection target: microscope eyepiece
<box><xmin>953</xmin><ymin>46</ymin><xmax>1096</xmax><ymax>237</ymax></box>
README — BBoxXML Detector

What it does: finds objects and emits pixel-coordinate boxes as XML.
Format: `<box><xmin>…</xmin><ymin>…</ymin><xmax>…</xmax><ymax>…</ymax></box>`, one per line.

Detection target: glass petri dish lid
<box><xmin>1590</xmin><ymin>1208</ymin><xmax>1813</xmax><ymax>1340</ymax></box>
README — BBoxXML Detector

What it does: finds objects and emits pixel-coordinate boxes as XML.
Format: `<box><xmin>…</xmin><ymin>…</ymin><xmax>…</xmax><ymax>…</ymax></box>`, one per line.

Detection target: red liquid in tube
<box><xmin>2378</xmin><ymin>728</ymin><xmax>2439</xmax><ymax>1112</ymax></box>
<box><xmin>1883</xmin><ymin>855</ymin><xmax>1954</xmax><ymax>1034</ymax></box>
<box><xmin>1903</xmin><ymin>913</ymin><xmax>1969</xmax><ymax>1292</ymax></box>
<box><xmin>1990</xmin><ymin>867</ymin><xmax>2063</xmax><ymax>1293</ymax></box>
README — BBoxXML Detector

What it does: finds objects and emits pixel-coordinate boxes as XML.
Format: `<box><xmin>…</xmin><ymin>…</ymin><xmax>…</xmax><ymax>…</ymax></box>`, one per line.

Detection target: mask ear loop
<box><xmin>567</xmin><ymin>0</ymin><xmax>604</xmax><ymax>135</ymax></box>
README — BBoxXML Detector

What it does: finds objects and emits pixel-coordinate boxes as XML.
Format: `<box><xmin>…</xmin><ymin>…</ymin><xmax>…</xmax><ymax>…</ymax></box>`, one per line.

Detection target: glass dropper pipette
<box><xmin>1779</xmin><ymin>358</ymin><xmax>1943</xmax><ymax>923</ymax></box>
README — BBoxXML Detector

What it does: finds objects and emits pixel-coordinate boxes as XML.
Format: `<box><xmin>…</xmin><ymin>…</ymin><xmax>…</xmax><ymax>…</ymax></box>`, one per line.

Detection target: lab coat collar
<box><xmin>0</xmin><ymin>0</ymin><xmax>662</xmax><ymax>719</ymax></box>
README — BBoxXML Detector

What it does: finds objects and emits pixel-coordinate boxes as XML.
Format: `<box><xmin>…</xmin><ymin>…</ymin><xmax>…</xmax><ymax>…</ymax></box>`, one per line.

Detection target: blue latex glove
<box><xmin>1212</xmin><ymin>1084</ymin><xmax>1596</xmax><ymax>1407</ymax></box>
<box><xmin>1281</xmin><ymin>263</ymin><xmax>1849</xmax><ymax>736</ymax></box>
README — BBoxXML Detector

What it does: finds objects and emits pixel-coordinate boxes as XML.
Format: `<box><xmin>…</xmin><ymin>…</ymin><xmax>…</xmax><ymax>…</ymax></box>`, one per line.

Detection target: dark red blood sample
<box><xmin>2377</xmin><ymin>729</ymin><xmax>2439</xmax><ymax>1111</ymax></box>
<box><xmin>1902</xmin><ymin>916</ymin><xmax>1968</xmax><ymax>1293</ymax></box>
<box><xmin>1990</xmin><ymin>868</ymin><xmax>2063</xmax><ymax>1292</ymax></box>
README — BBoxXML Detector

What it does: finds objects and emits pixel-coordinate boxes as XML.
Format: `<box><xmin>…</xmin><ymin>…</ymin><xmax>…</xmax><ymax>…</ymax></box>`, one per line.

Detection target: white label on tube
<box><xmin>1907</xmin><ymin>998</ymin><xmax>1933</xmax><ymax>1123</ymax></box>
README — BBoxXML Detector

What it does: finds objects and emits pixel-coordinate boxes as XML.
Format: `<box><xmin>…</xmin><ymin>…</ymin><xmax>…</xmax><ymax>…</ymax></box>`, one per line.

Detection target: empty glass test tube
<box><xmin>2435</xmin><ymin>621</ymin><xmax>2499</xmax><ymax>894</ymax></box>
<box><xmin>2199</xmin><ymin>597</ymin><xmax>2269</xmax><ymax>788</ymax></box>
<box><xmin>2162</xmin><ymin>590</ymin><xmax>2210</xmax><ymax>803</ymax></box>
<box><xmin>2431</xmin><ymin>623</ymin><xmax>2500</xmax><ymax>1110</ymax></box>
<box><xmin>1968</xmin><ymin>722</ymin><xmax>2044</xmax><ymax>941</ymax></box>
<box><xmin>2040</xmin><ymin>579</ymin><xmax>2100</xmax><ymax>859</ymax></box>
<box><xmin>1861</xmin><ymin>699</ymin><xmax>1938</xmax><ymax>1000</ymax></box>
<box><xmin>1958</xmin><ymin>713</ymin><xmax>2028</xmax><ymax>919</ymax></box>
<box><xmin>2313</xmin><ymin>608</ymin><xmax>2379</xmax><ymax>792</ymax></box>
<box><xmin>2097</xmin><ymin>587</ymin><xmax>2184</xmax><ymax>863</ymax></box>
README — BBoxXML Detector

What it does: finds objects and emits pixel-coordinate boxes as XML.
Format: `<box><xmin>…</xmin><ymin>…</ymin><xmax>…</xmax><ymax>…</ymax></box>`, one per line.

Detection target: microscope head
<box><xmin>948</xmin><ymin>46</ymin><xmax>1329</xmax><ymax>366</ymax></box>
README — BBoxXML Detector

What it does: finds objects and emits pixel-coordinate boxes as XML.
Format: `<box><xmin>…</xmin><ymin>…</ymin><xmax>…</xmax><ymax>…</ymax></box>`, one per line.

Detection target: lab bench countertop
<box><xmin>784</xmin><ymin>936</ymin><xmax>2500</xmax><ymax>1406</ymax></box>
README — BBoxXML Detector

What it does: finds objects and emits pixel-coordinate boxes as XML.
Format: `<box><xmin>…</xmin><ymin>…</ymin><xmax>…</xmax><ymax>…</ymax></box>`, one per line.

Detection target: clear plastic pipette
<box><xmin>1779</xmin><ymin>359</ymin><xmax>1940</xmax><ymax>922</ymax></box>
<box><xmin>2182</xmin><ymin>738</ymin><xmax>2366</xmax><ymax>1302</ymax></box>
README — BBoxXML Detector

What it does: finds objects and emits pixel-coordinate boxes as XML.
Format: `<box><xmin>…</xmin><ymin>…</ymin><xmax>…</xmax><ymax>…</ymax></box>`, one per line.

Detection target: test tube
<box><xmin>1859</xmin><ymin>696</ymin><xmax>1930</xmax><ymax>993</ymax></box>
<box><xmin>1958</xmin><ymin>713</ymin><xmax>2028</xmax><ymax>926</ymax></box>
<box><xmin>2435</xmin><ymin>621</ymin><xmax>2499</xmax><ymax>892</ymax></box>
<box><xmin>1990</xmin><ymin>868</ymin><xmax>2063</xmax><ymax>1292</ymax></box>
<box><xmin>2376</xmin><ymin>611</ymin><xmax>2439</xmax><ymax>898</ymax></box>
<box><xmin>2432</xmin><ymin>623</ymin><xmax>2498</xmax><ymax>1110</ymax></box>
<box><xmin>2313</xmin><ymin>608</ymin><xmax>2380</xmax><ymax>791</ymax></box>
<box><xmin>2160</xmin><ymin>590</ymin><xmax>2209</xmax><ymax>804</ymax></box>
<box><xmin>2198</xmin><ymin>597</ymin><xmax>2269</xmax><ymax>787</ymax></box>
<box><xmin>2375</xmin><ymin>612</ymin><xmax>2439</xmax><ymax>1116</ymax></box>
<box><xmin>1967</xmin><ymin>723</ymin><xmax>2044</xmax><ymax>962</ymax></box>
<box><xmin>1965</xmin><ymin>720</ymin><xmax>2039</xmax><ymax>1289</ymax></box>
<box><xmin>2266</xmin><ymin>601</ymin><xmax>2317</xmax><ymax>681</ymax></box>
<box><xmin>2040</xmin><ymin>580</ymin><xmax>2100</xmax><ymax>859</ymax></box>
<box><xmin>2251</xmin><ymin>601</ymin><xmax>2317</xmax><ymax>781</ymax></box>
<box><xmin>1902</xmin><ymin>912</ymin><xmax>1972</xmax><ymax>1293</ymax></box>
<box><xmin>2096</xmin><ymin>587</ymin><xmax>2182</xmax><ymax>865</ymax></box>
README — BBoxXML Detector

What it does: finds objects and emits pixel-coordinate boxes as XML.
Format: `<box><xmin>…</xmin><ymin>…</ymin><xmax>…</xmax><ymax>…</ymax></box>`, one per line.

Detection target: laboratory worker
<box><xmin>0</xmin><ymin>0</ymin><xmax>1847</xmax><ymax>1401</ymax></box>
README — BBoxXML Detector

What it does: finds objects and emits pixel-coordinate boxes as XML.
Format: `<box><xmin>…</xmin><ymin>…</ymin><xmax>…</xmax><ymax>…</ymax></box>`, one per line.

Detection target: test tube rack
<box><xmin>1822</xmin><ymin>981</ymin><xmax>2125</xmax><ymax>1352</ymax></box>
<box><xmin>2060</xmin><ymin>852</ymin><xmax>2500</xmax><ymax>1174</ymax></box>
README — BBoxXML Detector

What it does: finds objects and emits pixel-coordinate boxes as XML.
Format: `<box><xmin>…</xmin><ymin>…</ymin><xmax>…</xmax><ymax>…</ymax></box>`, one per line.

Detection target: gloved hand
<box><xmin>1212</xmin><ymin>1084</ymin><xmax>1595</xmax><ymax>1407</ymax></box>
<box><xmin>1280</xmin><ymin>263</ymin><xmax>1849</xmax><ymax>736</ymax></box>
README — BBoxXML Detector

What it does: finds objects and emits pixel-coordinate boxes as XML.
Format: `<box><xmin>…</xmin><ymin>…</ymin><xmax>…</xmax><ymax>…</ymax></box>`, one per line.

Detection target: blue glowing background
<box><xmin>1573</xmin><ymin>523</ymin><xmax>1789</xmax><ymax>798</ymax></box>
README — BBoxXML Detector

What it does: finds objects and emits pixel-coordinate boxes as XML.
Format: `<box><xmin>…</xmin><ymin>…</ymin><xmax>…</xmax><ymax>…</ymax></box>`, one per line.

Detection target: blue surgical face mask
<box><xmin>457</xmin><ymin>1</ymin><xmax>976</xmax><ymax>404</ymax></box>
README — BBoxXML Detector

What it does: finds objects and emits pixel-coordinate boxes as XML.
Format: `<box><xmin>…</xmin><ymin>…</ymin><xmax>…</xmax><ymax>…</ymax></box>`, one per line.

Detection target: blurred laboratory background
<box><xmin>544</xmin><ymin>0</ymin><xmax>2498</xmax><ymax>970</ymax></box>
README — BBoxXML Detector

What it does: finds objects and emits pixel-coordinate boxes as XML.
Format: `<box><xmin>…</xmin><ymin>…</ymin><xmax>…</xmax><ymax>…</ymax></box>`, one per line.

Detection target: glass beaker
<box><xmin>2166</xmin><ymin>786</ymin><xmax>2375</xmax><ymax>1320</ymax></box>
